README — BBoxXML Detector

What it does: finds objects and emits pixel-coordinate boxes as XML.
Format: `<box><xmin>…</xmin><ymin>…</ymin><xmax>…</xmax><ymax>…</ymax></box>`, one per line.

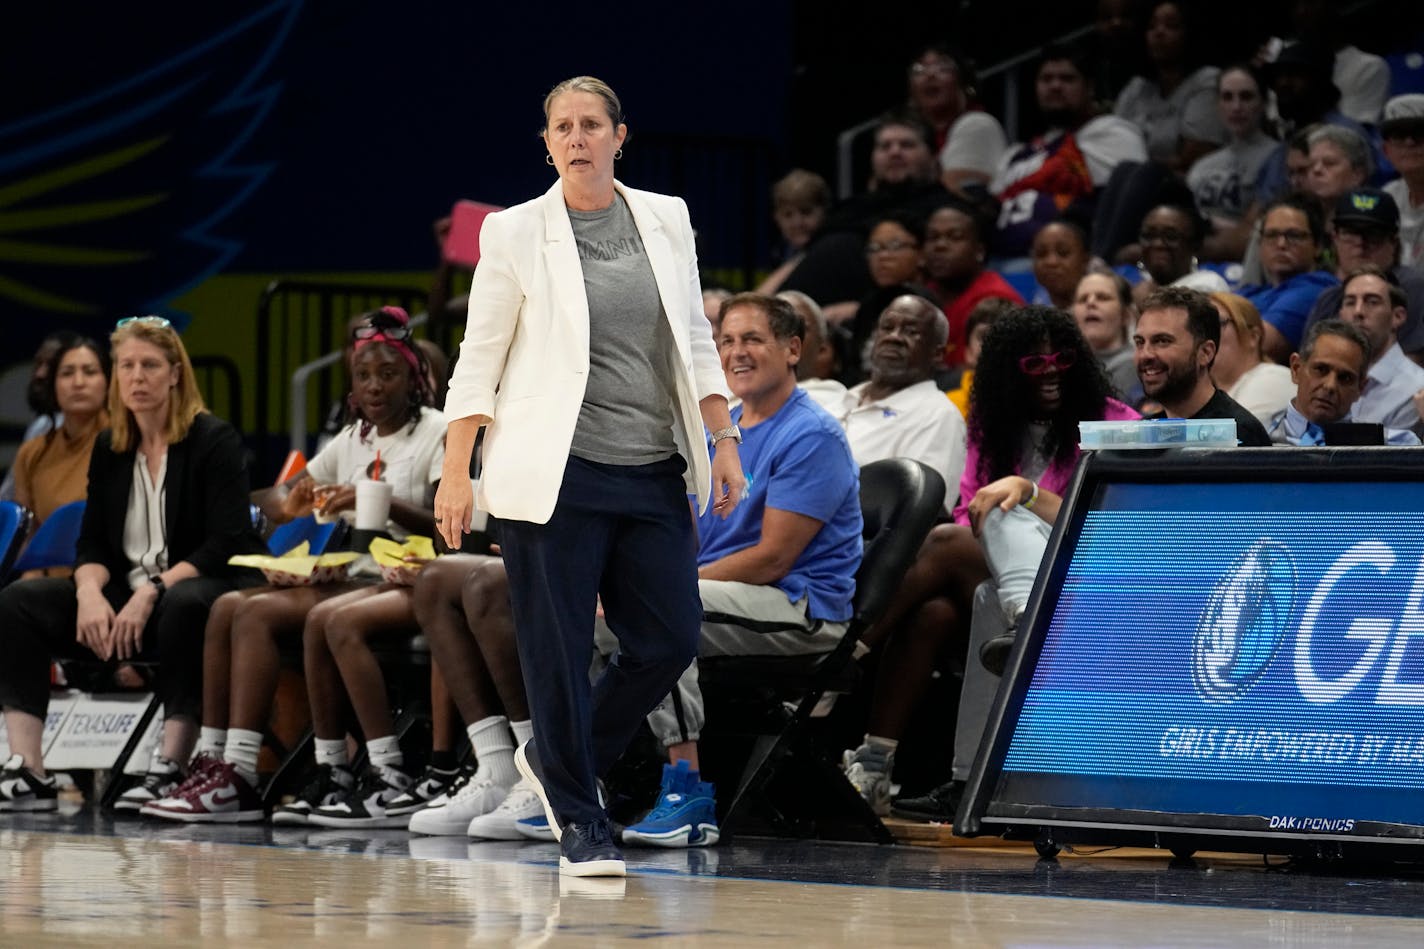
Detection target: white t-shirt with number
<box><xmin>305</xmin><ymin>405</ymin><xmax>446</xmax><ymax>539</ymax></box>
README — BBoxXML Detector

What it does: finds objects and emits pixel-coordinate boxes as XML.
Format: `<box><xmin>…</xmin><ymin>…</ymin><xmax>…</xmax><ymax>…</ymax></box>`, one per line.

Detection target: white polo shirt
<box><xmin>838</xmin><ymin>379</ymin><xmax>967</xmax><ymax>513</ymax></box>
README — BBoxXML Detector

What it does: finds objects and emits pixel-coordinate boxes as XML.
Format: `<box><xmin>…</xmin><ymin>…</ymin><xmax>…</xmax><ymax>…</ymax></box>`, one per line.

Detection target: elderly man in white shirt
<box><xmin>836</xmin><ymin>294</ymin><xmax>967</xmax><ymax>510</ymax></box>
<box><xmin>1338</xmin><ymin>267</ymin><xmax>1424</xmax><ymax>431</ymax></box>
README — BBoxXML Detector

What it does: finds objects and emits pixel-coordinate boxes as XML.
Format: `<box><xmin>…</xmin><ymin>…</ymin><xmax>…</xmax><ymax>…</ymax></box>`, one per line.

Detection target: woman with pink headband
<box><xmin>142</xmin><ymin>306</ymin><xmax>451</xmax><ymax>827</ymax></box>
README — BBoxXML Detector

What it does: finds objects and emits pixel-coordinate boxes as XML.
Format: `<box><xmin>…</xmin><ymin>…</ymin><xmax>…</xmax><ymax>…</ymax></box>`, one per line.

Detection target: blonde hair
<box><xmin>542</xmin><ymin>76</ymin><xmax>623</xmax><ymax>131</ymax></box>
<box><xmin>108</xmin><ymin>318</ymin><xmax>206</xmax><ymax>452</ymax></box>
<box><xmin>1208</xmin><ymin>292</ymin><xmax>1265</xmax><ymax>360</ymax></box>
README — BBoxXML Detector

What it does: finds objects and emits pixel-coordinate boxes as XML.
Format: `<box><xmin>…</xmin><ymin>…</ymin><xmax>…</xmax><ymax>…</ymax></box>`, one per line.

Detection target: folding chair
<box><xmin>0</xmin><ymin>501</ymin><xmax>33</xmax><ymax>580</ymax></box>
<box><xmin>9</xmin><ymin>500</ymin><xmax>84</xmax><ymax>577</ymax></box>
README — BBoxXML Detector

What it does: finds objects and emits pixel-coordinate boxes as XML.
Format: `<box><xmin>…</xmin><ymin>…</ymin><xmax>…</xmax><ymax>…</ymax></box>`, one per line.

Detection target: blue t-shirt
<box><xmin>697</xmin><ymin>387</ymin><xmax>862</xmax><ymax>622</ymax></box>
<box><xmin>1239</xmin><ymin>270</ymin><xmax>1339</xmax><ymax>349</ymax></box>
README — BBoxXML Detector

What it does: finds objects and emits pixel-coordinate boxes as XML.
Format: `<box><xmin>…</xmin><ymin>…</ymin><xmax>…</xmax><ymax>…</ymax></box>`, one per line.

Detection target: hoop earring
<box><xmin>545</xmin><ymin>154</ymin><xmax>555</xmax><ymax>166</ymax></box>
<box><xmin>614</xmin><ymin>148</ymin><xmax>623</xmax><ymax>160</ymax></box>
<box><xmin>1190</xmin><ymin>255</ymin><xmax>1199</xmax><ymax>271</ymax></box>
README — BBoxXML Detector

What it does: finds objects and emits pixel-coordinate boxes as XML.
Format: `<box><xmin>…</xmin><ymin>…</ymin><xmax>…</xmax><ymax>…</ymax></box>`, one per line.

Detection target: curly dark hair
<box><xmin>968</xmin><ymin>305</ymin><xmax>1114</xmax><ymax>482</ymax></box>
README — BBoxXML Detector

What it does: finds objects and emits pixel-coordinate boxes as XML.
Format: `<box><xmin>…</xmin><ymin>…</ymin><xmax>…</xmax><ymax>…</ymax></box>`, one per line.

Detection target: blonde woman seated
<box><xmin>1208</xmin><ymin>292</ymin><xmax>1294</xmax><ymax>428</ymax></box>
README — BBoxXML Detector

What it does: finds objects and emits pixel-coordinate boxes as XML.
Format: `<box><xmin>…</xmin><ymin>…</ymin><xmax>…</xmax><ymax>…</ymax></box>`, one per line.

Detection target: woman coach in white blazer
<box><xmin>434</xmin><ymin>76</ymin><xmax>744</xmax><ymax>877</ymax></box>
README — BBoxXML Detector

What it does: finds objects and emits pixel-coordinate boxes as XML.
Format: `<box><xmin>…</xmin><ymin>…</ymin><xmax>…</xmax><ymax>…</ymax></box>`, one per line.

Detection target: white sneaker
<box><xmin>842</xmin><ymin>744</ymin><xmax>893</xmax><ymax>817</ymax></box>
<box><xmin>408</xmin><ymin>773</ymin><xmax>509</xmax><ymax>836</ymax></box>
<box><xmin>468</xmin><ymin>778</ymin><xmax>543</xmax><ymax>840</ymax></box>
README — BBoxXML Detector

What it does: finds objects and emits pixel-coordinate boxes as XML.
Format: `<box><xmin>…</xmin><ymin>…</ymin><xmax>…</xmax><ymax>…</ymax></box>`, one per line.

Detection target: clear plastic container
<box><xmin>1079</xmin><ymin>418</ymin><xmax>1238</xmax><ymax>450</ymax></box>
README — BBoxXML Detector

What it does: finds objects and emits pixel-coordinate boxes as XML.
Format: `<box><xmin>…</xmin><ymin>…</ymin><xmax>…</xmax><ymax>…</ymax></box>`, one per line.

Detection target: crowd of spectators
<box><xmin>3</xmin><ymin>1</ymin><xmax>1424</xmax><ymax>844</ymax></box>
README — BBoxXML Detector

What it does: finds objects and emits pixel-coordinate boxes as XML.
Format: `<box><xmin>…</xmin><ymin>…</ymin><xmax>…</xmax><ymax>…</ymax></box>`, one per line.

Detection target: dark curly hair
<box><xmin>968</xmin><ymin>305</ymin><xmax>1114</xmax><ymax>482</ymax></box>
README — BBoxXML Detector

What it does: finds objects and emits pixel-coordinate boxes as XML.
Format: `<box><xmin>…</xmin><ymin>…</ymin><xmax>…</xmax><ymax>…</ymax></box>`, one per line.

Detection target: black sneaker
<box><xmin>0</xmin><ymin>754</ymin><xmax>58</xmax><ymax>812</ymax></box>
<box><xmin>113</xmin><ymin>758</ymin><xmax>184</xmax><ymax>813</ymax></box>
<box><xmin>306</xmin><ymin>764</ymin><xmax>413</xmax><ymax>829</ymax></box>
<box><xmin>384</xmin><ymin>762</ymin><xmax>466</xmax><ymax>817</ymax></box>
<box><xmin>271</xmin><ymin>764</ymin><xmax>356</xmax><ymax>826</ymax></box>
<box><xmin>560</xmin><ymin>819</ymin><xmax>625</xmax><ymax>877</ymax></box>
<box><xmin>979</xmin><ymin>631</ymin><xmax>1017</xmax><ymax>676</ymax></box>
<box><xmin>890</xmin><ymin>780</ymin><xmax>966</xmax><ymax>823</ymax></box>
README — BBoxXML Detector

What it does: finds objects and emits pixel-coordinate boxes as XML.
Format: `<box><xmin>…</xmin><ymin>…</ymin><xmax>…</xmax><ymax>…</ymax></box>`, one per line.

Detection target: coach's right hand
<box><xmin>76</xmin><ymin>585</ymin><xmax>116</xmax><ymax>660</ymax></box>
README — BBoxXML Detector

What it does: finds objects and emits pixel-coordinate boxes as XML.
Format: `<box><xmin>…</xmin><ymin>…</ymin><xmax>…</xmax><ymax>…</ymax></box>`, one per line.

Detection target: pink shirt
<box><xmin>953</xmin><ymin>397</ymin><xmax>1139</xmax><ymax>525</ymax></box>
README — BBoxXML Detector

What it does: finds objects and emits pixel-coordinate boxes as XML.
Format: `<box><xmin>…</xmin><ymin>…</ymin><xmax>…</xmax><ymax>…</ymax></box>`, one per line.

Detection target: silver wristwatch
<box><xmin>710</xmin><ymin>425</ymin><xmax>742</xmax><ymax>445</ymax></box>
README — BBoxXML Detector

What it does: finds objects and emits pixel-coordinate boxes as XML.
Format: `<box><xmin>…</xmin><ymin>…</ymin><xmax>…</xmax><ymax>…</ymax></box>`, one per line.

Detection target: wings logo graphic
<box><xmin>1190</xmin><ymin>539</ymin><xmax>1297</xmax><ymax>704</ymax></box>
<box><xmin>0</xmin><ymin>1</ymin><xmax>301</xmax><ymax>329</ymax></box>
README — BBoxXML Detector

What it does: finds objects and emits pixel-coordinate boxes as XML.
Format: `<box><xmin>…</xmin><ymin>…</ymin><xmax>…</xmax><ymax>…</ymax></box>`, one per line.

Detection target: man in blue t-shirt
<box><xmin>619</xmin><ymin>292</ymin><xmax>863</xmax><ymax>849</ymax></box>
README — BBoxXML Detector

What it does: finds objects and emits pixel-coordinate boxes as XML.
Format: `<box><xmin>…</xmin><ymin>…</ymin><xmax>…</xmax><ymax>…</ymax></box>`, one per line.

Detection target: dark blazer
<box><xmin>75</xmin><ymin>412</ymin><xmax>265</xmax><ymax>580</ymax></box>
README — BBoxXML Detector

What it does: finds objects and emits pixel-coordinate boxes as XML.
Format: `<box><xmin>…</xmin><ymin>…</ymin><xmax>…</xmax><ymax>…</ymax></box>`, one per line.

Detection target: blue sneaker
<box><xmin>621</xmin><ymin>761</ymin><xmax>720</xmax><ymax>848</ymax></box>
<box><xmin>515</xmin><ymin>813</ymin><xmax>556</xmax><ymax>841</ymax></box>
<box><xmin>559</xmin><ymin>818</ymin><xmax>625</xmax><ymax>877</ymax></box>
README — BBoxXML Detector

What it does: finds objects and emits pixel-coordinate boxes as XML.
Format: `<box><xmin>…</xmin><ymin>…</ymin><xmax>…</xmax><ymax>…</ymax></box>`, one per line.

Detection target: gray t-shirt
<box><xmin>566</xmin><ymin>194</ymin><xmax>678</xmax><ymax>466</ymax></box>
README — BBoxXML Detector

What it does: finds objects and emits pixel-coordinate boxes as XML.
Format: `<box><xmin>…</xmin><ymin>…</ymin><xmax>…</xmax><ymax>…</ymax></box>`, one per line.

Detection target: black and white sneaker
<box><xmin>113</xmin><ymin>758</ymin><xmax>184</xmax><ymax>813</ymax></box>
<box><xmin>0</xmin><ymin>754</ymin><xmax>59</xmax><ymax>812</ymax></box>
<box><xmin>270</xmin><ymin>764</ymin><xmax>356</xmax><ymax>826</ymax></box>
<box><xmin>306</xmin><ymin>764</ymin><xmax>413</xmax><ymax>828</ymax></box>
<box><xmin>384</xmin><ymin>762</ymin><xmax>466</xmax><ymax>818</ymax></box>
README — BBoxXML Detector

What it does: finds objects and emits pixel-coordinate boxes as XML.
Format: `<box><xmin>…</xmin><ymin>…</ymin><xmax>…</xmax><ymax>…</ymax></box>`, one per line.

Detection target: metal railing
<box><xmin>190</xmin><ymin>354</ymin><xmax>243</xmax><ymax>434</ymax></box>
<box><xmin>254</xmin><ymin>280</ymin><xmax>427</xmax><ymax>477</ymax></box>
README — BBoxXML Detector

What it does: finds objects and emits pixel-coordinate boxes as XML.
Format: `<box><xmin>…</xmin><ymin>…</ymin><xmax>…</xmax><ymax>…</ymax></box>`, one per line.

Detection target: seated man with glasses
<box><xmin>1239</xmin><ymin>195</ymin><xmax>1340</xmax><ymax>363</ymax></box>
<box><xmin>1300</xmin><ymin>187</ymin><xmax>1424</xmax><ymax>359</ymax></box>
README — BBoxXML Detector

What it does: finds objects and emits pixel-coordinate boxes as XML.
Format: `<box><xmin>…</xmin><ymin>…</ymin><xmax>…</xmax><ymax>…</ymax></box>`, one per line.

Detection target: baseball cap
<box><xmin>1382</xmin><ymin>94</ymin><xmax>1424</xmax><ymax>137</ymax></box>
<box><xmin>1333</xmin><ymin>187</ymin><xmax>1400</xmax><ymax>233</ymax></box>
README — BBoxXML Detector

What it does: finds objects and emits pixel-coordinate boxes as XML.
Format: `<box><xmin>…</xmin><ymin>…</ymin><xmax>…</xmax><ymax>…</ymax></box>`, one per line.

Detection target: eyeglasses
<box><xmin>1139</xmin><ymin>229</ymin><xmax>1189</xmax><ymax>246</ymax></box>
<box><xmin>1333</xmin><ymin>228</ymin><xmax>1394</xmax><ymax>249</ymax></box>
<box><xmin>866</xmin><ymin>240</ymin><xmax>917</xmax><ymax>255</ymax></box>
<box><xmin>1018</xmin><ymin>349</ymin><xmax>1077</xmax><ymax>375</ymax></box>
<box><xmin>115</xmin><ymin>316</ymin><xmax>171</xmax><ymax>329</ymax></box>
<box><xmin>353</xmin><ymin>320</ymin><xmax>412</xmax><ymax>341</ymax></box>
<box><xmin>1260</xmin><ymin>228</ymin><xmax>1312</xmax><ymax>245</ymax></box>
<box><xmin>909</xmin><ymin>61</ymin><xmax>955</xmax><ymax>79</ymax></box>
<box><xmin>1383</xmin><ymin>121</ymin><xmax>1424</xmax><ymax>143</ymax></box>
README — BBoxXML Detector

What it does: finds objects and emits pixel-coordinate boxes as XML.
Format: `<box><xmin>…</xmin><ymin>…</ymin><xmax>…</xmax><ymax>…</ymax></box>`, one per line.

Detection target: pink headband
<box><xmin>353</xmin><ymin>306</ymin><xmax>421</xmax><ymax>377</ymax></box>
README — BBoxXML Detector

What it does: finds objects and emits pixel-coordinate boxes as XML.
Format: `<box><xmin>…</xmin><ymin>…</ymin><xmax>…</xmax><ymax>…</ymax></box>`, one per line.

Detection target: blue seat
<box><xmin>0</xmin><ymin>501</ymin><xmax>34</xmax><ymax>579</ymax></box>
<box><xmin>10</xmin><ymin>500</ymin><xmax>85</xmax><ymax>576</ymax></box>
<box><xmin>267</xmin><ymin>514</ymin><xmax>340</xmax><ymax>556</ymax></box>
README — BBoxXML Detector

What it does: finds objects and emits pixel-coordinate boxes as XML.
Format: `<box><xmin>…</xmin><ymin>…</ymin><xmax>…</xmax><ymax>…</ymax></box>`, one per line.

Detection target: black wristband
<box><xmin>149</xmin><ymin>575</ymin><xmax>167</xmax><ymax>599</ymax></box>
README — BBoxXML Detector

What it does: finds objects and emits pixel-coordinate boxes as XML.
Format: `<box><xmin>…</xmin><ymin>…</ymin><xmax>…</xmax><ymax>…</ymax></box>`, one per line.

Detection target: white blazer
<box><xmin>443</xmin><ymin>179</ymin><xmax>730</xmax><ymax>525</ymax></box>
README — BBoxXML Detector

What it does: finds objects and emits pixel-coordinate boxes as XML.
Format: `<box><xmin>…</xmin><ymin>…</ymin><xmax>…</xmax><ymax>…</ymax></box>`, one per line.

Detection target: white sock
<box><xmin>314</xmin><ymin>738</ymin><xmax>349</xmax><ymax>769</ymax></box>
<box><xmin>468</xmin><ymin>717</ymin><xmax>517</xmax><ymax>787</ymax></box>
<box><xmin>865</xmin><ymin>734</ymin><xmax>898</xmax><ymax>754</ymax></box>
<box><xmin>510</xmin><ymin>719</ymin><xmax>534</xmax><ymax>747</ymax></box>
<box><xmin>224</xmin><ymin>728</ymin><xmax>263</xmax><ymax>785</ymax></box>
<box><xmin>366</xmin><ymin>735</ymin><xmax>403</xmax><ymax>771</ymax></box>
<box><xmin>197</xmin><ymin>727</ymin><xmax>227</xmax><ymax>757</ymax></box>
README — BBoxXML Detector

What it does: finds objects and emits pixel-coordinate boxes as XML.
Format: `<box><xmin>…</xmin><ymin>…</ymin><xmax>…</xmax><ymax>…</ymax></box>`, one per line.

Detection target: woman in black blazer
<box><xmin>0</xmin><ymin>316</ymin><xmax>263</xmax><ymax>813</ymax></box>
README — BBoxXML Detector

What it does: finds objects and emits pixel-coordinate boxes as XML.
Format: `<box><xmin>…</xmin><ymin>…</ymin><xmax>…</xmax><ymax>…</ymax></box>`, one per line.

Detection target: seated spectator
<box><xmin>1134</xmin><ymin>286</ymin><xmax>1274</xmax><ymax>443</ymax></box>
<box><xmin>1305</xmin><ymin>124</ymin><xmax>1372</xmax><ymax>230</ymax></box>
<box><xmin>1382</xmin><ymin>95</ymin><xmax>1424</xmax><ymax>271</ymax></box>
<box><xmin>1255</xmin><ymin>43</ymin><xmax>1379</xmax><ymax>209</ymax></box>
<box><xmin>905</xmin><ymin>46</ymin><xmax>1008</xmax><ymax>193</ymax></box>
<box><xmin>1234</xmin><ymin>125</ymin><xmax>1318</xmax><ymax>284</ymax></box>
<box><xmin>1072</xmin><ymin>271</ymin><xmax>1140</xmax><ymax>397</ymax></box>
<box><xmin>776</xmin><ymin>113</ymin><xmax>949</xmax><ymax>306</ymax></box>
<box><xmin>1287</xmin><ymin>0</ymin><xmax>1390</xmax><ymax>126</ymax></box>
<box><xmin>1267</xmin><ymin>319</ymin><xmax>1419</xmax><ymax>445</ymax></box>
<box><xmin>1336</xmin><ymin>267</ymin><xmax>1424</xmax><ymax>431</ymax></box>
<box><xmin>142</xmin><ymin>307</ymin><xmax>445</xmax><ymax>825</ymax></box>
<box><xmin>835</xmin><ymin>295</ymin><xmax>968</xmax><ymax>511</ymax></box>
<box><xmin>1190</xmin><ymin>64</ymin><xmax>1278</xmax><ymax>261</ymax></box>
<box><xmin>1302</xmin><ymin>187</ymin><xmax>1424</xmax><ymax>355</ymax></box>
<box><xmin>828</xmin><ymin>211</ymin><xmax>928</xmax><ymax>344</ymax></box>
<box><xmin>617</xmin><ymin>293</ymin><xmax>863</xmax><ymax>848</ymax></box>
<box><xmin>1088</xmin><ymin>0</ymin><xmax>1146</xmax><ymax>106</ymax></box>
<box><xmin>1239</xmin><ymin>196</ymin><xmax>1339</xmax><ymax>361</ymax></box>
<box><xmin>1112</xmin><ymin>0</ymin><xmax>1225</xmax><ymax>173</ymax></box>
<box><xmin>1209</xmin><ymin>291</ymin><xmax>1295</xmax><ymax>427</ymax></box>
<box><xmin>10</xmin><ymin>336</ymin><xmax>109</xmax><ymax>578</ymax></box>
<box><xmin>1031</xmin><ymin>219</ymin><xmax>1093</xmax><ymax>310</ymax></box>
<box><xmin>946</xmin><ymin>298</ymin><xmax>1014</xmax><ymax>417</ymax></box>
<box><xmin>0</xmin><ymin>333</ymin><xmax>69</xmax><ymax>502</ymax></box>
<box><xmin>771</xmin><ymin>169</ymin><xmax>829</xmax><ymax>262</ymax></box>
<box><xmin>778</xmin><ymin>290</ymin><xmax>847</xmax><ymax>412</ymax></box>
<box><xmin>922</xmin><ymin>199</ymin><xmax>1023</xmax><ymax>366</ymax></box>
<box><xmin>991</xmin><ymin>43</ymin><xmax>1147</xmax><ymax>258</ymax></box>
<box><xmin>847</xmin><ymin>305</ymin><xmax>1139</xmax><ymax>818</ymax></box>
<box><xmin>0</xmin><ymin>317</ymin><xmax>264</xmax><ymax>813</ymax></box>
<box><xmin>1127</xmin><ymin>197</ymin><xmax>1230</xmax><ymax>300</ymax></box>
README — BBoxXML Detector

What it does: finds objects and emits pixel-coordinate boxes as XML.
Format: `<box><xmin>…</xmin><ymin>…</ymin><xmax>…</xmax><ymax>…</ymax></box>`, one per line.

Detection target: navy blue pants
<box><xmin>498</xmin><ymin>454</ymin><xmax>701</xmax><ymax>826</ymax></box>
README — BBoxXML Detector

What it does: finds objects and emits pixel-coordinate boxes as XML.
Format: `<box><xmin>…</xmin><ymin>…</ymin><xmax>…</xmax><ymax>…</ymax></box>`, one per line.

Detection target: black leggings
<box><xmin>0</xmin><ymin>574</ymin><xmax>257</xmax><ymax>722</ymax></box>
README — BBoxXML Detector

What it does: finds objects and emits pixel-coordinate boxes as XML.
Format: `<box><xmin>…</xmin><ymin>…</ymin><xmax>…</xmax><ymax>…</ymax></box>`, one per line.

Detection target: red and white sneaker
<box><xmin>141</xmin><ymin>761</ymin><xmax>264</xmax><ymax>823</ymax></box>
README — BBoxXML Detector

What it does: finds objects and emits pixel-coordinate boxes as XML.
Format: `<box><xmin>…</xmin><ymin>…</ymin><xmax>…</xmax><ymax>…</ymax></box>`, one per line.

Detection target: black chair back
<box><xmin>851</xmin><ymin>458</ymin><xmax>947</xmax><ymax>632</ymax></box>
